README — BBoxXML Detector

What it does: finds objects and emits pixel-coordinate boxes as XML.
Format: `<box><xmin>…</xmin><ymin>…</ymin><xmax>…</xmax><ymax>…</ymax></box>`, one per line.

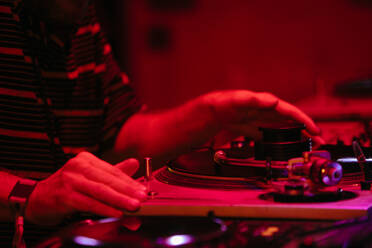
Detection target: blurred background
<box><xmin>96</xmin><ymin>0</ymin><xmax>372</xmax><ymax>144</ymax></box>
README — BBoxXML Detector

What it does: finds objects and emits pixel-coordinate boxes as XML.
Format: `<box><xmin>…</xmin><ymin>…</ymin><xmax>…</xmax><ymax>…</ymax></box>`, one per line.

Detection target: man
<box><xmin>0</xmin><ymin>0</ymin><xmax>322</xmax><ymax>237</ymax></box>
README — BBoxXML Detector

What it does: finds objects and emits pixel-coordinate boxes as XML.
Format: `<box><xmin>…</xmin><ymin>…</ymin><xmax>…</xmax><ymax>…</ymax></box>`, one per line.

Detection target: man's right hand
<box><xmin>25</xmin><ymin>152</ymin><xmax>147</xmax><ymax>225</ymax></box>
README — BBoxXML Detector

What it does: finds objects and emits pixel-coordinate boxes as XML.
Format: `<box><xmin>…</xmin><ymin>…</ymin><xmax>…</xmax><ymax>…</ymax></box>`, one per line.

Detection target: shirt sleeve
<box><xmin>99</xmin><ymin>42</ymin><xmax>142</xmax><ymax>153</ymax></box>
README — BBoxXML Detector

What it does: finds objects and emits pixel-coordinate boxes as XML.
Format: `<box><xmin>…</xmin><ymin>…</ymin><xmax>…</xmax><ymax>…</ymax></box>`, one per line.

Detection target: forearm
<box><xmin>0</xmin><ymin>172</ymin><xmax>22</xmax><ymax>221</ymax></box>
<box><xmin>114</xmin><ymin>95</ymin><xmax>218</xmax><ymax>160</ymax></box>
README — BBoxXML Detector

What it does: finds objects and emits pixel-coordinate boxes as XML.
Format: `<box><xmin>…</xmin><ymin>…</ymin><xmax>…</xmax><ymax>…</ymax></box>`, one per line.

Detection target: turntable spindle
<box><xmin>145</xmin><ymin>157</ymin><xmax>152</xmax><ymax>181</ymax></box>
<box><xmin>144</xmin><ymin>157</ymin><xmax>158</xmax><ymax>197</ymax></box>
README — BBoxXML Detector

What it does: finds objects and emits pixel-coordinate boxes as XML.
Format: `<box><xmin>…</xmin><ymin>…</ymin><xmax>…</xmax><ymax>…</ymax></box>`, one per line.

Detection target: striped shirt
<box><xmin>0</xmin><ymin>0</ymin><xmax>141</xmax><ymax>180</ymax></box>
<box><xmin>0</xmin><ymin>1</ymin><xmax>141</xmax><ymax>245</ymax></box>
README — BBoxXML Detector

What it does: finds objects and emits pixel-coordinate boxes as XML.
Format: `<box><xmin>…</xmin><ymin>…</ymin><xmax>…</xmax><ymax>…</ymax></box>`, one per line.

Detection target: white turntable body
<box><xmin>130</xmin><ymin>167</ymin><xmax>372</xmax><ymax>221</ymax></box>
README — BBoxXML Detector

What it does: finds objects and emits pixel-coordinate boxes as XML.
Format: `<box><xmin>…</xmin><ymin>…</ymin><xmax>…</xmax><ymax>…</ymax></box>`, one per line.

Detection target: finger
<box><xmin>65</xmin><ymin>190</ymin><xmax>124</xmax><ymax>218</ymax></box>
<box><xmin>115</xmin><ymin>158</ymin><xmax>140</xmax><ymax>177</ymax></box>
<box><xmin>252</xmin><ymin>92</ymin><xmax>280</xmax><ymax>109</ymax></box>
<box><xmin>70</xmin><ymin>173</ymin><xmax>142</xmax><ymax>212</ymax></box>
<box><xmin>232</xmin><ymin>91</ymin><xmax>279</xmax><ymax>110</ymax></box>
<box><xmin>312</xmin><ymin>135</ymin><xmax>326</xmax><ymax>149</ymax></box>
<box><xmin>78</xmin><ymin>152</ymin><xmax>146</xmax><ymax>192</ymax></box>
<box><xmin>83</xmin><ymin>161</ymin><xmax>148</xmax><ymax>202</ymax></box>
<box><xmin>274</xmin><ymin>100</ymin><xmax>321</xmax><ymax>136</ymax></box>
<box><xmin>301</xmin><ymin>129</ymin><xmax>325</xmax><ymax>150</ymax></box>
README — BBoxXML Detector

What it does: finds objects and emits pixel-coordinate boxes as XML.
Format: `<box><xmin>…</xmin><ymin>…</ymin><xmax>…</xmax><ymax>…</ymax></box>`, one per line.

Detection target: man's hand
<box><xmin>115</xmin><ymin>89</ymin><xmax>324</xmax><ymax>160</ymax></box>
<box><xmin>25</xmin><ymin>152</ymin><xmax>147</xmax><ymax>225</ymax></box>
<box><xmin>202</xmin><ymin>90</ymin><xmax>323</xmax><ymax>145</ymax></box>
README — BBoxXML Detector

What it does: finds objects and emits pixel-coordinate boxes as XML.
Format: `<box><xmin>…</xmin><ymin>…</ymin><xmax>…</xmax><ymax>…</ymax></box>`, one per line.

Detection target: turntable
<box><xmin>129</xmin><ymin>123</ymin><xmax>372</xmax><ymax>221</ymax></box>
<box><xmin>37</xmin><ymin>124</ymin><xmax>372</xmax><ymax>248</ymax></box>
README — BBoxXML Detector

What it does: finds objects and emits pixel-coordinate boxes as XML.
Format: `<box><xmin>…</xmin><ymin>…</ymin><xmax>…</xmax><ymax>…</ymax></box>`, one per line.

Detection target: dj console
<box><xmin>38</xmin><ymin>124</ymin><xmax>372</xmax><ymax>248</ymax></box>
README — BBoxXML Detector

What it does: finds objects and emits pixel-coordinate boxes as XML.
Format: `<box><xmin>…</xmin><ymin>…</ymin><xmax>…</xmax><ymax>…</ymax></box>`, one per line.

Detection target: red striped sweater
<box><xmin>0</xmin><ymin>0</ymin><xmax>141</xmax><ymax>180</ymax></box>
<box><xmin>0</xmin><ymin>1</ymin><xmax>141</xmax><ymax>245</ymax></box>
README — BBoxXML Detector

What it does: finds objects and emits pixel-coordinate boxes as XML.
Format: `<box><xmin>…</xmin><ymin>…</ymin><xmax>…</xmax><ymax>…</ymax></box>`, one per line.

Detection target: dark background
<box><xmin>96</xmin><ymin>0</ymin><xmax>372</xmax><ymax>112</ymax></box>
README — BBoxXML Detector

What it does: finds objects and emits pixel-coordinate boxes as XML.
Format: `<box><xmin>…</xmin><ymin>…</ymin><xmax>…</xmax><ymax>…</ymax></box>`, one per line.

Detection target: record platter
<box><xmin>38</xmin><ymin>124</ymin><xmax>372</xmax><ymax>248</ymax></box>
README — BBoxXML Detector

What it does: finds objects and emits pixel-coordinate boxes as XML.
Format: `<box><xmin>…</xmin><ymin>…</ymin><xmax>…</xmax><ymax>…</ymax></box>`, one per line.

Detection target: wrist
<box><xmin>8</xmin><ymin>179</ymin><xmax>38</xmax><ymax>216</ymax></box>
<box><xmin>8</xmin><ymin>179</ymin><xmax>38</xmax><ymax>247</ymax></box>
<box><xmin>24</xmin><ymin>180</ymin><xmax>63</xmax><ymax>225</ymax></box>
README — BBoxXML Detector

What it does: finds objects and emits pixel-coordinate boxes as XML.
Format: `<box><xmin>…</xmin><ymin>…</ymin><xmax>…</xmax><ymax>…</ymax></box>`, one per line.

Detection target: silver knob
<box><xmin>144</xmin><ymin>157</ymin><xmax>152</xmax><ymax>181</ymax></box>
<box><xmin>144</xmin><ymin>157</ymin><xmax>157</xmax><ymax>198</ymax></box>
